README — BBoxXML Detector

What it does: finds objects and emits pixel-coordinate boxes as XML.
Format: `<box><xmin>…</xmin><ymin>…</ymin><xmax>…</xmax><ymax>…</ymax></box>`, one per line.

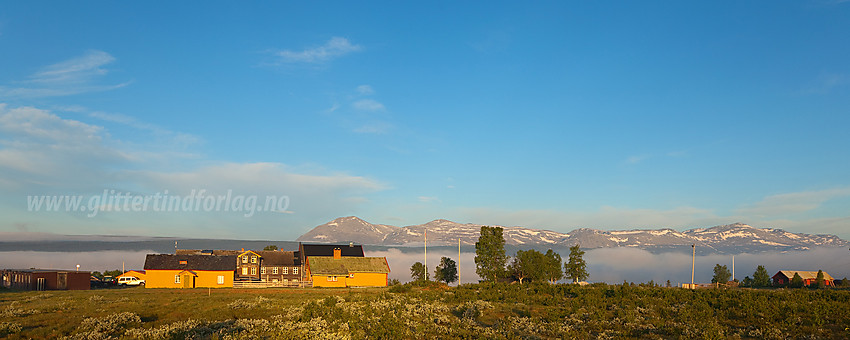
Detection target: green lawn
<box><xmin>1</xmin><ymin>283</ymin><xmax>849</xmax><ymax>339</ymax></box>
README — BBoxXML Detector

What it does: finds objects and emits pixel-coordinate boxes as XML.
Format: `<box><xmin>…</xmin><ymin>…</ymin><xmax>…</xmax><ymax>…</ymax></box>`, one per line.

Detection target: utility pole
<box><xmin>458</xmin><ymin>238</ymin><xmax>461</xmax><ymax>285</ymax></box>
<box><xmin>732</xmin><ymin>255</ymin><xmax>735</xmax><ymax>282</ymax></box>
<box><xmin>691</xmin><ymin>244</ymin><xmax>696</xmax><ymax>289</ymax></box>
<box><xmin>424</xmin><ymin>229</ymin><xmax>427</xmax><ymax>281</ymax></box>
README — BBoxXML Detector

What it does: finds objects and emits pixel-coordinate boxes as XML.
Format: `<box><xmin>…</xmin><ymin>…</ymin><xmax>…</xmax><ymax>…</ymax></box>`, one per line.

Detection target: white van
<box><xmin>117</xmin><ymin>276</ymin><xmax>145</xmax><ymax>286</ymax></box>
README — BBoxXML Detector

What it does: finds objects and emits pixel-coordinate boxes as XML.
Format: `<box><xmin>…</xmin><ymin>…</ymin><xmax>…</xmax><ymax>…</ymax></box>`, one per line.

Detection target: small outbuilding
<box><xmin>772</xmin><ymin>270</ymin><xmax>834</xmax><ymax>287</ymax></box>
<box><xmin>1</xmin><ymin>269</ymin><xmax>90</xmax><ymax>290</ymax></box>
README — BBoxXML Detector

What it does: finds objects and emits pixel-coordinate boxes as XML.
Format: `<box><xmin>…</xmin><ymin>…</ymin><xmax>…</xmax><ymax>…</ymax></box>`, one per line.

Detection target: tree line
<box><xmin>710</xmin><ymin>263</ymin><xmax>846</xmax><ymax>289</ymax></box>
<box><xmin>410</xmin><ymin>226</ymin><xmax>588</xmax><ymax>284</ymax></box>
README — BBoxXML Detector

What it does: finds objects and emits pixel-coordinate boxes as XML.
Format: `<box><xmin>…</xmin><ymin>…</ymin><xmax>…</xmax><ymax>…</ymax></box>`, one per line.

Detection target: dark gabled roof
<box><xmin>256</xmin><ymin>251</ymin><xmax>298</xmax><ymax>266</ymax></box>
<box><xmin>175</xmin><ymin>249</ymin><xmax>300</xmax><ymax>266</ymax></box>
<box><xmin>307</xmin><ymin>257</ymin><xmax>390</xmax><ymax>275</ymax></box>
<box><xmin>144</xmin><ymin>254</ymin><xmax>236</xmax><ymax>271</ymax></box>
<box><xmin>176</xmin><ymin>249</ymin><xmax>240</xmax><ymax>256</ymax></box>
<box><xmin>300</xmin><ymin>244</ymin><xmax>365</xmax><ymax>257</ymax></box>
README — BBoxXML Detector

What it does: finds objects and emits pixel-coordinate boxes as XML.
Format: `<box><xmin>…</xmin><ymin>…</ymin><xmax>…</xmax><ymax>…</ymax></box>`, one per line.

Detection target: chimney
<box><xmin>333</xmin><ymin>248</ymin><xmax>341</xmax><ymax>259</ymax></box>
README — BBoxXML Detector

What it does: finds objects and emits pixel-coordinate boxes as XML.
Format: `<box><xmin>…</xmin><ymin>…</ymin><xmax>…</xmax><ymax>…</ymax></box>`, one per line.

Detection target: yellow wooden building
<box><xmin>143</xmin><ymin>254</ymin><xmax>236</xmax><ymax>288</ymax></box>
<box><xmin>116</xmin><ymin>270</ymin><xmax>147</xmax><ymax>281</ymax></box>
<box><xmin>306</xmin><ymin>250</ymin><xmax>390</xmax><ymax>288</ymax></box>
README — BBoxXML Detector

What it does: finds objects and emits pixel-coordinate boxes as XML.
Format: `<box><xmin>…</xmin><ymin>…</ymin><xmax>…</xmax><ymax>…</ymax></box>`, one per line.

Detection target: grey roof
<box><xmin>144</xmin><ymin>254</ymin><xmax>236</xmax><ymax>271</ymax></box>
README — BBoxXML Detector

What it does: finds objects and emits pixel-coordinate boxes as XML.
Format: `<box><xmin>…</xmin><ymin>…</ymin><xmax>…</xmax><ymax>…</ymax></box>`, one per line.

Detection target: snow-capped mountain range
<box><xmin>297</xmin><ymin>216</ymin><xmax>849</xmax><ymax>254</ymax></box>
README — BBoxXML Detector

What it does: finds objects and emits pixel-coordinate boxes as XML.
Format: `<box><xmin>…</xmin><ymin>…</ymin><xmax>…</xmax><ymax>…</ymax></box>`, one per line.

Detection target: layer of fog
<box><xmin>0</xmin><ymin>251</ymin><xmax>150</xmax><ymax>272</ymax></box>
<box><xmin>2</xmin><ymin>247</ymin><xmax>847</xmax><ymax>285</ymax></box>
<box><xmin>374</xmin><ymin>247</ymin><xmax>850</xmax><ymax>284</ymax></box>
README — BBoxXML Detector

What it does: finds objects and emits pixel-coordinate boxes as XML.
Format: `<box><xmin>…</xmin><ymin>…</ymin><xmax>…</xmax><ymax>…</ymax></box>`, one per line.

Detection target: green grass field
<box><xmin>1</xmin><ymin>283</ymin><xmax>849</xmax><ymax>339</ymax></box>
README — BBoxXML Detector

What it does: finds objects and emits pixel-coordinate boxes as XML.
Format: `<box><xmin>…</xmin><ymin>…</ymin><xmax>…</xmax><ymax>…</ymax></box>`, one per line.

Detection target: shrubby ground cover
<box><xmin>0</xmin><ymin>283</ymin><xmax>848</xmax><ymax>339</ymax></box>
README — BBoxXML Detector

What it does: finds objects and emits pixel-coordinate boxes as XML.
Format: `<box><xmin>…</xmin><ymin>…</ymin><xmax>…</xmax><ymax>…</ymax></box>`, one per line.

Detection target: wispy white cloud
<box><xmin>418</xmin><ymin>196</ymin><xmax>441</xmax><ymax>203</ymax></box>
<box><xmin>352</xmin><ymin>99</ymin><xmax>385</xmax><ymax>111</ymax></box>
<box><xmin>800</xmin><ymin>73</ymin><xmax>848</xmax><ymax>95</ymax></box>
<box><xmin>353</xmin><ymin>121</ymin><xmax>393</xmax><ymax>134</ymax></box>
<box><xmin>735</xmin><ymin>188</ymin><xmax>850</xmax><ymax>216</ymax></box>
<box><xmin>275</xmin><ymin>37</ymin><xmax>362</xmax><ymax>63</ymax></box>
<box><xmin>325</xmin><ymin>86</ymin><xmax>392</xmax><ymax>134</ymax></box>
<box><xmin>129</xmin><ymin>162</ymin><xmax>385</xmax><ymax>217</ymax></box>
<box><xmin>0</xmin><ymin>104</ymin><xmax>386</xmax><ymax>237</ymax></box>
<box><xmin>86</xmin><ymin>110</ymin><xmax>201</xmax><ymax>148</ymax></box>
<box><xmin>0</xmin><ymin>82</ymin><xmax>131</xmax><ymax>98</ymax></box>
<box><xmin>324</xmin><ymin>103</ymin><xmax>341</xmax><ymax>113</ymax></box>
<box><xmin>0</xmin><ymin>50</ymin><xmax>130</xmax><ymax>98</ymax></box>
<box><xmin>356</xmin><ymin>85</ymin><xmax>375</xmax><ymax>95</ymax></box>
<box><xmin>28</xmin><ymin>50</ymin><xmax>115</xmax><ymax>84</ymax></box>
<box><xmin>0</xmin><ymin>104</ymin><xmax>128</xmax><ymax>190</ymax></box>
<box><xmin>624</xmin><ymin>154</ymin><xmax>650</xmax><ymax>165</ymax></box>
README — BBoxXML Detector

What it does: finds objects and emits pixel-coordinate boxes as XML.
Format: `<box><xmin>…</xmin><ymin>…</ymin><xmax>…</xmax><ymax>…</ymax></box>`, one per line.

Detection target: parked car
<box><xmin>90</xmin><ymin>277</ymin><xmax>108</xmax><ymax>288</ymax></box>
<box><xmin>102</xmin><ymin>276</ymin><xmax>117</xmax><ymax>286</ymax></box>
<box><xmin>117</xmin><ymin>276</ymin><xmax>145</xmax><ymax>286</ymax></box>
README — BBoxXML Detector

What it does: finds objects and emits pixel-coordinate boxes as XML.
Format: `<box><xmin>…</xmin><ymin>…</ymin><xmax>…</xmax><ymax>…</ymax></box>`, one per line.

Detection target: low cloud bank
<box><xmin>1</xmin><ymin>247</ymin><xmax>846</xmax><ymax>285</ymax></box>
<box><xmin>374</xmin><ymin>247</ymin><xmax>850</xmax><ymax>285</ymax></box>
<box><xmin>0</xmin><ymin>250</ymin><xmax>150</xmax><ymax>272</ymax></box>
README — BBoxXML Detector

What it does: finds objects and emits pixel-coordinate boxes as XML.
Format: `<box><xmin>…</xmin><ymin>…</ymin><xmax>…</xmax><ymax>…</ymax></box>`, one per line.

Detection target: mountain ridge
<box><xmin>296</xmin><ymin>217</ymin><xmax>849</xmax><ymax>254</ymax></box>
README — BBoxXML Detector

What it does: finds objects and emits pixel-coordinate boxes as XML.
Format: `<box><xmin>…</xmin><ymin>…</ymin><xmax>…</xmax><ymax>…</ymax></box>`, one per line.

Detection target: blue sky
<box><xmin>1</xmin><ymin>1</ymin><xmax>849</xmax><ymax>240</ymax></box>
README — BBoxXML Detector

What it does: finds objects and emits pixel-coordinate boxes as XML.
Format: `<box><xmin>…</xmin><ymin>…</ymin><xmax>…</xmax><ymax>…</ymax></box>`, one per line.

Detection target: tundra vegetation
<box><xmin>1</xmin><ymin>282</ymin><xmax>849</xmax><ymax>339</ymax></box>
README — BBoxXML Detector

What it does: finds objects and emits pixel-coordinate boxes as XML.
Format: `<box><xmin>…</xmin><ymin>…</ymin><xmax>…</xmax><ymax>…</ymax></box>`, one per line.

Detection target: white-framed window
<box><xmin>293</xmin><ymin>267</ymin><xmax>298</xmax><ymax>275</ymax></box>
<box><xmin>272</xmin><ymin>267</ymin><xmax>278</xmax><ymax>274</ymax></box>
<box><xmin>282</xmin><ymin>267</ymin><xmax>288</xmax><ymax>274</ymax></box>
<box><xmin>217</xmin><ymin>275</ymin><xmax>225</xmax><ymax>285</ymax></box>
<box><xmin>242</xmin><ymin>256</ymin><xmax>248</xmax><ymax>263</ymax></box>
<box><xmin>327</xmin><ymin>276</ymin><xmax>337</xmax><ymax>281</ymax></box>
<box><xmin>174</xmin><ymin>275</ymin><xmax>181</xmax><ymax>284</ymax></box>
<box><xmin>261</xmin><ymin>267</ymin><xmax>266</xmax><ymax>274</ymax></box>
<box><xmin>251</xmin><ymin>267</ymin><xmax>257</xmax><ymax>275</ymax></box>
<box><xmin>242</xmin><ymin>267</ymin><xmax>248</xmax><ymax>275</ymax></box>
<box><xmin>251</xmin><ymin>256</ymin><xmax>257</xmax><ymax>263</ymax></box>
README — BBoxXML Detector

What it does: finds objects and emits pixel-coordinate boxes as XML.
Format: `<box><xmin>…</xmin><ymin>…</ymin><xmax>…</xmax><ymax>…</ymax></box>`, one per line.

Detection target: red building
<box><xmin>1</xmin><ymin>269</ymin><xmax>91</xmax><ymax>290</ymax></box>
<box><xmin>772</xmin><ymin>270</ymin><xmax>834</xmax><ymax>287</ymax></box>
